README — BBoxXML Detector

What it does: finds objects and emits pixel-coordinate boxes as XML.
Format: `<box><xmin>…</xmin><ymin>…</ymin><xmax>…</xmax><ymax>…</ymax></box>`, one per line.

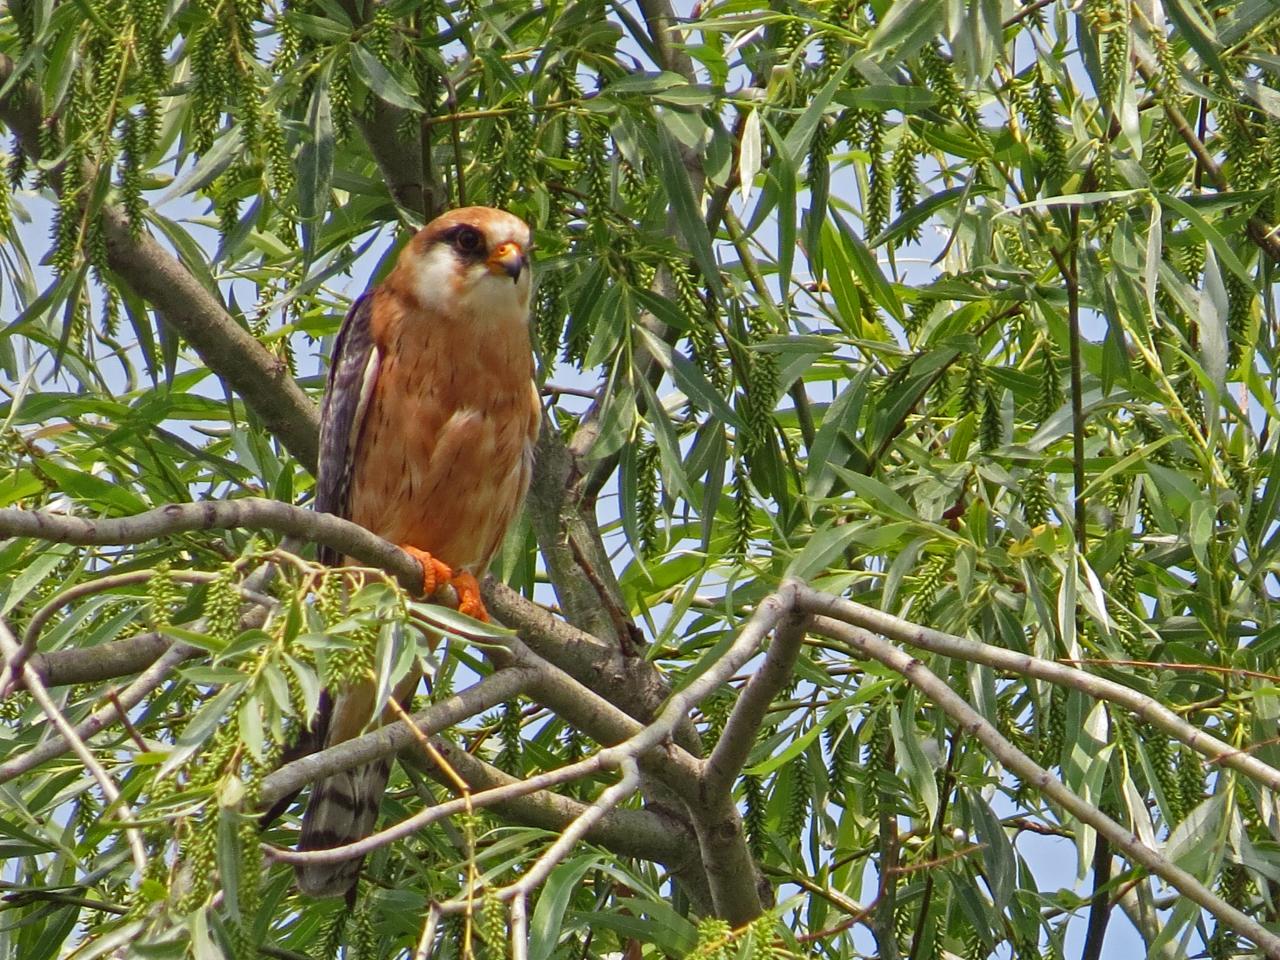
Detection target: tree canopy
<box><xmin>2</xmin><ymin>0</ymin><xmax>1280</xmax><ymax>958</ymax></box>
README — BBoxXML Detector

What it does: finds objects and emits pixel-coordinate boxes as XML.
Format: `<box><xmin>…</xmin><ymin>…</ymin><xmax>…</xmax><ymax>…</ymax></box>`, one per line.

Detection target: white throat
<box><xmin>411</xmin><ymin>244</ymin><xmax>531</xmax><ymax>325</ymax></box>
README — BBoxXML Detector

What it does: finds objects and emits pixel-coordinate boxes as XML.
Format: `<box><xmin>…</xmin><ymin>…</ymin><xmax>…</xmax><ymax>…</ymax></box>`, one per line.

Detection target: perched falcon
<box><xmin>296</xmin><ymin>206</ymin><xmax>541</xmax><ymax>898</ymax></box>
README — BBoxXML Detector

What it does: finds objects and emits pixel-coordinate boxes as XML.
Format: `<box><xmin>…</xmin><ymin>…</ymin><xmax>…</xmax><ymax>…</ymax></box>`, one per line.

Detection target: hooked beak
<box><xmin>487</xmin><ymin>242</ymin><xmax>527</xmax><ymax>282</ymax></box>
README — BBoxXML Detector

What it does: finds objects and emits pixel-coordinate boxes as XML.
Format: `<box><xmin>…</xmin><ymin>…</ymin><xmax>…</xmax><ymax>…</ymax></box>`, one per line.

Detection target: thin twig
<box><xmin>431</xmin><ymin>759</ymin><xmax>641</xmax><ymax>917</ymax></box>
<box><xmin>792</xmin><ymin>585</ymin><xmax>1280</xmax><ymax>793</ymax></box>
<box><xmin>268</xmin><ymin>724</ymin><xmax>638</xmax><ymax>867</ymax></box>
<box><xmin>414</xmin><ymin>903</ymin><xmax>442</xmax><ymax>960</ymax></box>
<box><xmin>2</xmin><ymin>568</ymin><xmax>272</xmax><ymax>696</ymax></box>
<box><xmin>810</xmin><ymin>615</ymin><xmax>1280</xmax><ymax>959</ymax></box>
<box><xmin>0</xmin><ymin>621</ymin><xmax>148</xmax><ymax>874</ymax></box>
<box><xmin>258</xmin><ymin>666</ymin><xmax>535</xmax><ymax>809</ymax></box>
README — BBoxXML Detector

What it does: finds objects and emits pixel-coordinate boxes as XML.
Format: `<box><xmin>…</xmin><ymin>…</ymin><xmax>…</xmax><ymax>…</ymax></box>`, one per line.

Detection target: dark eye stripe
<box><xmin>443</xmin><ymin>224</ymin><xmax>486</xmax><ymax>259</ymax></box>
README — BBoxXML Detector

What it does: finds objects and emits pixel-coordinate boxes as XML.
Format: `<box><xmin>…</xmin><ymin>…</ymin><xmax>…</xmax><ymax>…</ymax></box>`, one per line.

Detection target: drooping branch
<box><xmin>0</xmin><ymin>620</ymin><xmax>147</xmax><ymax>873</ymax></box>
<box><xmin>793</xmin><ymin>585</ymin><xmax>1280</xmax><ymax>793</ymax></box>
<box><xmin>813</xmin><ymin>615</ymin><xmax>1280</xmax><ymax>959</ymax></box>
<box><xmin>0</xmin><ymin>610</ymin><xmax>266</xmax><ymax>783</ymax></box>
<box><xmin>0</xmin><ymin>55</ymin><xmax>322</xmax><ymax>473</ymax></box>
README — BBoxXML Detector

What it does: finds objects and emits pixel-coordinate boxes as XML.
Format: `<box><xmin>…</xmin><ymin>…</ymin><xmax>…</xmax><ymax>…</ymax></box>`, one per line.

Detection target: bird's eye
<box><xmin>452</xmin><ymin>227</ymin><xmax>484</xmax><ymax>255</ymax></box>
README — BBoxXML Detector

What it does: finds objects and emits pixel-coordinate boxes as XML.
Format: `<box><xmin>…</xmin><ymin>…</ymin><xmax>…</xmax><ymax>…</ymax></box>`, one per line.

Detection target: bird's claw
<box><xmin>400</xmin><ymin>545</ymin><xmax>454</xmax><ymax>598</ymax></box>
<box><xmin>399</xmin><ymin>546</ymin><xmax>488</xmax><ymax>622</ymax></box>
<box><xmin>448</xmin><ymin>572</ymin><xmax>488</xmax><ymax>622</ymax></box>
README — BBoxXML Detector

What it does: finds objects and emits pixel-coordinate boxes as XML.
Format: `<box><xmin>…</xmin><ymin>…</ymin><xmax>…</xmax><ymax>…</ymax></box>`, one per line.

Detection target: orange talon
<box><xmin>449</xmin><ymin>572</ymin><xmax>489</xmax><ymax>622</ymax></box>
<box><xmin>400</xmin><ymin>545</ymin><xmax>454</xmax><ymax>598</ymax></box>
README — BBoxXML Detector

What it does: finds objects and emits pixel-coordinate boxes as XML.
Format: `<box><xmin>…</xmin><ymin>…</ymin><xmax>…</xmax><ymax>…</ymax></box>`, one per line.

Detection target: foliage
<box><xmin>1</xmin><ymin>0</ymin><xmax>1280</xmax><ymax>958</ymax></box>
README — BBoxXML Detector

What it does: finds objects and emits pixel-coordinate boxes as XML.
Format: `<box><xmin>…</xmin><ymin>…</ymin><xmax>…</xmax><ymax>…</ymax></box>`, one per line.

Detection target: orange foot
<box><xmin>400</xmin><ymin>545</ymin><xmax>454</xmax><ymax>597</ymax></box>
<box><xmin>399</xmin><ymin>546</ymin><xmax>489</xmax><ymax>622</ymax></box>
<box><xmin>449</xmin><ymin>571</ymin><xmax>489</xmax><ymax>623</ymax></box>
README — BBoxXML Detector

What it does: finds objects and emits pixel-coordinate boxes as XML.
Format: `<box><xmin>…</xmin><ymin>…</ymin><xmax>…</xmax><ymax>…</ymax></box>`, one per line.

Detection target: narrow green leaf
<box><xmin>739</xmin><ymin>107</ymin><xmax>761</xmax><ymax>204</ymax></box>
<box><xmin>529</xmin><ymin>854</ymin><xmax>603</xmax><ymax>960</ymax></box>
<box><xmin>648</xmin><ymin>124</ymin><xmax>724</xmax><ymax>301</ymax></box>
<box><xmin>782</xmin><ymin>60</ymin><xmax>852</xmax><ymax>166</ymax></box>
<box><xmin>297</xmin><ymin>68</ymin><xmax>335</xmax><ymax>228</ymax></box>
<box><xmin>350</xmin><ymin>44</ymin><xmax>422</xmax><ymax>112</ymax></box>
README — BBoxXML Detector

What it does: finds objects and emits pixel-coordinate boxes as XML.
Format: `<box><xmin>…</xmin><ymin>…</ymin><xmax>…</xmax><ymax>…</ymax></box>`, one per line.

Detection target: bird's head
<box><xmin>400</xmin><ymin>206</ymin><xmax>532</xmax><ymax>323</ymax></box>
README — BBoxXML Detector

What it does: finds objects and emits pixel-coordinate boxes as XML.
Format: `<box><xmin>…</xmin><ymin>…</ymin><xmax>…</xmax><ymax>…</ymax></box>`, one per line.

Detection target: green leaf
<box><xmin>870</xmin><ymin>184</ymin><xmax>981</xmax><ymax>248</ymax></box>
<box><xmin>835</xmin><ymin>84</ymin><xmax>936</xmax><ymax>112</ymax></box>
<box><xmin>0</xmin><ymin>544</ymin><xmax>73</xmax><ymax>616</ymax></box>
<box><xmin>738</xmin><ymin>106</ymin><xmax>761</xmax><ymax>204</ymax></box>
<box><xmin>634</xmin><ymin>324</ymin><xmax>741</xmax><ymax>429</ymax></box>
<box><xmin>159</xmin><ymin>127</ymin><xmax>243</xmax><ymax>203</ymax></box>
<box><xmin>297</xmin><ymin>67</ymin><xmax>335</xmax><ymax>229</ymax></box>
<box><xmin>647</xmin><ymin>123</ymin><xmax>724</xmax><ymax>301</ymax></box>
<box><xmin>1163</xmin><ymin>0</ymin><xmax>1229</xmax><ymax>80</ymax></box>
<box><xmin>529</xmin><ymin>854</ymin><xmax>604</xmax><ymax>960</ymax></box>
<box><xmin>964</xmin><ymin>789</ymin><xmax>1016</xmax><ymax>912</ymax></box>
<box><xmin>782</xmin><ymin>60</ymin><xmax>852</xmax><ymax>167</ymax></box>
<box><xmin>1158</xmin><ymin>192</ymin><xmax>1253</xmax><ymax>285</ymax></box>
<box><xmin>350</xmin><ymin>45</ymin><xmax>422</xmax><ymax>112</ymax></box>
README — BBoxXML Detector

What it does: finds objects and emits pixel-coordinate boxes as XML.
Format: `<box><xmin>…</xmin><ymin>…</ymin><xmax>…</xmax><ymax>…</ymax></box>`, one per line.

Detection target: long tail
<box><xmin>295</xmin><ymin>758</ymin><xmax>392</xmax><ymax>898</ymax></box>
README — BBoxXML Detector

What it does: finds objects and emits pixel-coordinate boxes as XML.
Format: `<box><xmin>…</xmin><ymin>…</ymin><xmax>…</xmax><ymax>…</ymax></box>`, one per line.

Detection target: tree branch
<box><xmin>635</xmin><ymin>0</ymin><xmax>696</xmax><ymax>79</ymax></box>
<box><xmin>409</xmin><ymin>739</ymin><xmax>698</xmax><ymax>876</ymax></box>
<box><xmin>0</xmin><ymin>620</ymin><xmax>147</xmax><ymax>872</ymax></box>
<box><xmin>0</xmin><ymin>500</ymin><xmax>423</xmax><ymax>592</ymax></box>
<box><xmin>2</xmin><ymin>568</ymin><xmax>273</xmax><ymax>697</ymax></box>
<box><xmin>28</xmin><ymin>631</ymin><xmax>183</xmax><ymax>689</ymax></box>
<box><xmin>482</xmin><ymin>580</ymin><xmax>702</xmax><ymax>755</ymax></box>
<box><xmin>258</xmin><ymin>667</ymin><xmax>536</xmax><ymax>808</ymax></box>
<box><xmin>0</xmin><ymin>54</ymin><xmax>322</xmax><ymax>473</ymax></box>
<box><xmin>702</xmin><ymin>606</ymin><xmax>810</xmax><ymax>798</ymax></box>
<box><xmin>793</xmin><ymin>586</ymin><xmax>1280</xmax><ymax>793</ymax></box>
<box><xmin>810</xmin><ymin>614</ymin><xmax>1280</xmax><ymax>959</ymax></box>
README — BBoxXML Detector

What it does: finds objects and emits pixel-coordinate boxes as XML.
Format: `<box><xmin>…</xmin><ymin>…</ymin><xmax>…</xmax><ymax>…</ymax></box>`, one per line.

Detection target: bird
<box><xmin>295</xmin><ymin>206</ymin><xmax>541</xmax><ymax>898</ymax></box>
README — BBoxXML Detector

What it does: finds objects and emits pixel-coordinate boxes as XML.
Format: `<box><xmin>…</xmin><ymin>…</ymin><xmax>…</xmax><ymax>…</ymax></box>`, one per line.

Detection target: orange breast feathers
<box><xmin>346</xmin><ymin>281</ymin><xmax>540</xmax><ymax>576</ymax></box>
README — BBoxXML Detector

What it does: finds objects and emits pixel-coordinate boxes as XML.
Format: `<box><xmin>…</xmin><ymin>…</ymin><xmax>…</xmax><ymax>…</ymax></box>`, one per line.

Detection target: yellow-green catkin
<box><xmin>732</xmin><ymin>465</ymin><xmax>753</xmax><ymax>559</ymax></box>
<box><xmin>743</xmin><ymin>310</ymin><xmax>778</xmax><ymax>456</ymax></box>
<box><xmin>891</xmin><ymin>131</ymin><xmax>920</xmax><ymax>242</ymax></box>
<box><xmin>480</xmin><ymin>890</ymin><xmax>507</xmax><ymax>959</ymax></box>
<box><xmin>636</xmin><ymin>439</ymin><xmax>661</xmax><ymax>557</ymax></box>
<box><xmin>690</xmin><ymin>917</ymin><xmax>733</xmax><ymax>960</ymax></box>
<box><xmin>911</xmin><ymin>553</ymin><xmax>948</xmax><ymax>621</ymax></box>
<box><xmin>0</xmin><ymin>153</ymin><xmax>12</xmax><ymax>240</ymax></box>
<box><xmin>148</xmin><ymin>564</ymin><xmax>180</xmax><ymax>629</ymax></box>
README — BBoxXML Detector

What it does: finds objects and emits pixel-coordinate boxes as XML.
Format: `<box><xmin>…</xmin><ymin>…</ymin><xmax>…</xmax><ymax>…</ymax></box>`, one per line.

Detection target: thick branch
<box><xmin>356</xmin><ymin>101</ymin><xmax>436</xmax><ymax>221</ymax></box>
<box><xmin>258</xmin><ymin>667</ymin><xmax>536</xmax><ymax>808</ymax></box>
<box><xmin>525</xmin><ymin>426</ymin><xmax>629</xmax><ymax>642</ymax></box>
<box><xmin>0</xmin><ymin>500</ymin><xmax>422</xmax><ymax>592</ymax></box>
<box><xmin>483</xmin><ymin>579</ymin><xmax>702</xmax><ymax>755</ymax></box>
<box><xmin>0</xmin><ymin>55</ymin><xmax>321</xmax><ymax>473</ymax></box>
<box><xmin>702</xmin><ymin>606</ymin><xmax>810</xmax><ymax>798</ymax></box>
<box><xmin>636</xmin><ymin>0</ymin><xmax>696</xmax><ymax>79</ymax></box>
<box><xmin>28</xmin><ymin>632</ymin><xmax>179</xmax><ymax>689</ymax></box>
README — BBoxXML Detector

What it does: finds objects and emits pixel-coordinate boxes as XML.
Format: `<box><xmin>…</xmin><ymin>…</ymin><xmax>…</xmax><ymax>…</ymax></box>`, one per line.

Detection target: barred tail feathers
<box><xmin>295</xmin><ymin>759</ymin><xmax>391</xmax><ymax>898</ymax></box>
